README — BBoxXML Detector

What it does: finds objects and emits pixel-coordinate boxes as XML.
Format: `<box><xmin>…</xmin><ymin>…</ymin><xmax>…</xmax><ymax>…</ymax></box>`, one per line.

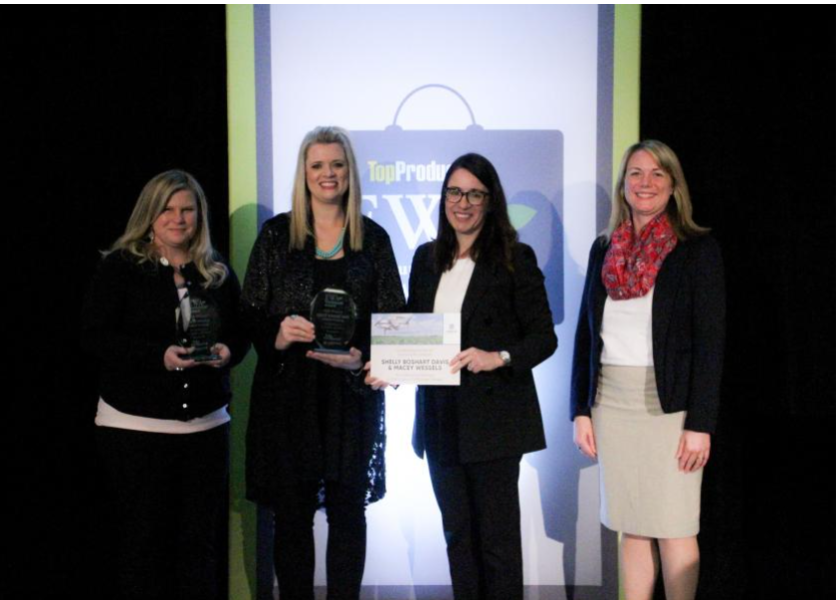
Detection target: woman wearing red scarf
<box><xmin>570</xmin><ymin>140</ymin><xmax>725</xmax><ymax>600</ymax></box>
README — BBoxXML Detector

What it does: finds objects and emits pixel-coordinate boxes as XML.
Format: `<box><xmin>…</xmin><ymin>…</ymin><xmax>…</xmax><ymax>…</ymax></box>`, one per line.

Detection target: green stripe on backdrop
<box><xmin>226</xmin><ymin>5</ymin><xmax>258</xmax><ymax>600</ymax></box>
<box><xmin>614</xmin><ymin>5</ymin><xmax>642</xmax><ymax>175</ymax></box>
<box><xmin>613</xmin><ymin>8</ymin><xmax>641</xmax><ymax>599</ymax></box>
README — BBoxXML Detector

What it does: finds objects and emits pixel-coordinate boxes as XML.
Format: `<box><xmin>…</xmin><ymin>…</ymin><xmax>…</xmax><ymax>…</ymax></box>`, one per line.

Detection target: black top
<box><xmin>312</xmin><ymin>257</ymin><xmax>349</xmax><ymax>483</ymax></box>
<box><xmin>81</xmin><ymin>250</ymin><xmax>249</xmax><ymax>421</ymax></box>
<box><xmin>240</xmin><ymin>214</ymin><xmax>405</xmax><ymax>504</ymax></box>
<box><xmin>570</xmin><ymin>235</ymin><xmax>726</xmax><ymax>433</ymax></box>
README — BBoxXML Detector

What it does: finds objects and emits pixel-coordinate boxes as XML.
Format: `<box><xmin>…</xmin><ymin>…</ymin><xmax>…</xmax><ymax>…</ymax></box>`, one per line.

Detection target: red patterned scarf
<box><xmin>601</xmin><ymin>213</ymin><xmax>677</xmax><ymax>300</ymax></box>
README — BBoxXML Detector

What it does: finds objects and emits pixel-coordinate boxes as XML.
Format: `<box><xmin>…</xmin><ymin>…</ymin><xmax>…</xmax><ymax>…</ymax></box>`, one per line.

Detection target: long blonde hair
<box><xmin>289</xmin><ymin>126</ymin><xmax>364</xmax><ymax>251</ymax></box>
<box><xmin>106</xmin><ymin>169</ymin><xmax>228</xmax><ymax>288</ymax></box>
<box><xmin>607</xmin><ymin>140</ymin><xmax>709</xmax><ymax>240</ymax></box>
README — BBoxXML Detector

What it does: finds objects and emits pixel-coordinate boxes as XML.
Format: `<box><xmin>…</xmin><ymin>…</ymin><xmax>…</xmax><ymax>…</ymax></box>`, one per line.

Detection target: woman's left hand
<box><xmin>450</xmin><ymin>348</ymin><xmax>505</xmax><ymax>374</ymax></box>
<box><xmin>307</xmin><ymin>347</ymin><xmax>364</xmax><ymax>371</ymax></box>
<box><xmin>205</xmin><ymin>343</ymin><xmax>232</xmax><ymax>368</ymax></box>
<box><xmin>676</xmin><ymin>430</ymin><xmax>711</xmax><ymax>473</ymax></box>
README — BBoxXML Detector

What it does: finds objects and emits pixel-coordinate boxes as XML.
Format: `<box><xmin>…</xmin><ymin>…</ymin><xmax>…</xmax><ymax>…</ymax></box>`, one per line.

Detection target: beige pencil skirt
<box><xmin>592</xmin><ymin>365</ymin><xmax>702</xmax><ymax>539</ymax></box>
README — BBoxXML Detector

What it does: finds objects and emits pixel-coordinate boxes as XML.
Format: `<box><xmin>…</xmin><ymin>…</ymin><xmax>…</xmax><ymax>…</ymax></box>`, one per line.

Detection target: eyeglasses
<box><xmin>444</xmin><ymin>187</ymin><xmax>489</xmax><ymax>206</ymax></box>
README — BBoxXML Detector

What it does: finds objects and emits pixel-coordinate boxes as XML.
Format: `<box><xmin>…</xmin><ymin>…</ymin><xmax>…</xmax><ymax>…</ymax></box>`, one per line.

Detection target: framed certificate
<box><xmin>370</xmin><ymin>313</ymin><xmax>460</xmax><ymax>386</ymax></box>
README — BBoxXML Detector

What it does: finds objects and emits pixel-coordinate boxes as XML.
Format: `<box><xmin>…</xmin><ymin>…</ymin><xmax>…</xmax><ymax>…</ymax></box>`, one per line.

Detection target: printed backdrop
<box><xmin>254</xmin><ymin>4</ymin><xmax>618</xmax><ymax>591</ymax></box>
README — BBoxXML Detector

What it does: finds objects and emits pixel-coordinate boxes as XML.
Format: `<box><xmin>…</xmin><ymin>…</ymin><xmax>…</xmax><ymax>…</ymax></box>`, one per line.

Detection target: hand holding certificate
<box><xmin>449</xmin><ymin>347</ymin><xmax>506</xmax><ymax>374</ymax></box>
<box><xmin>370</xmin><ymin>313</ymin><xmax>461</xmax><ymax>386</ymax></box>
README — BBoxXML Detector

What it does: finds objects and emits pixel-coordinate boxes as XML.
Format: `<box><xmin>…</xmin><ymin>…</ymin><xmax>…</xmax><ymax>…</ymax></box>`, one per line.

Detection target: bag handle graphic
<box><xmin>391</xmin><ymin>84</ymin><xmax>480</xmax><ymax>129</ymax></box>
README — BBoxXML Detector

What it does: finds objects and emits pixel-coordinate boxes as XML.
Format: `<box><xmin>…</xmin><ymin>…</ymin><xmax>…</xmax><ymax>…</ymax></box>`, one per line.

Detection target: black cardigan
<box><xmin>570</xmin><ymin>234</ymin><xmax>726</xmax><ymax>433</ymax></box>
<box><xmin>408</xmin><ymin>241</ymin><xmax>558</xmax><ymax>463</ymax></box>
<box><xmin>240</xmin><ymin>214</ymin><xmax>405</xmax><ymax>504</ymax></box>
<box><xmin>81</xmin><ymin>250</ymin><xmax>249</xmax><ymax>421</ymax></box>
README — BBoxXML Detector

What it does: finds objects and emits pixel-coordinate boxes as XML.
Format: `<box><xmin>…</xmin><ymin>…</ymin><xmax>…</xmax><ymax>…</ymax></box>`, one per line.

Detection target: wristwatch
<box><xmin>499</xmin><ymin>350</ymin><xmax>512</xmax><ymax>367</ymax></box>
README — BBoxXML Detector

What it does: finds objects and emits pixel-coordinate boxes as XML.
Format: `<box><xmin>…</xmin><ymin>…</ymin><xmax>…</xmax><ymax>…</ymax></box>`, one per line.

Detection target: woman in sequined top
<box><xmin>241</xmin><ymin>126</ymin><xmax>405</xmax><ymax>600</ymax></box>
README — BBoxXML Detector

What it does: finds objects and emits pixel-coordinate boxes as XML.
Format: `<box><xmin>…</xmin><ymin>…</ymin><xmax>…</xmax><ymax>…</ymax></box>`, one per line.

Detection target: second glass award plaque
<box><xmin>310</xmin><ymin>288</ymin><xmax>357</xmax><ymax>354</ymax></box>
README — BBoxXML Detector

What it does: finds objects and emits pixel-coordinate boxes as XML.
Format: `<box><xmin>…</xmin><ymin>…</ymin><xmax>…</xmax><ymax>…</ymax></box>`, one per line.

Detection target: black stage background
<box><xmin>7</xmin><ymin>7</ymin><xmax>833</xmax><ymax>599</ymax></box>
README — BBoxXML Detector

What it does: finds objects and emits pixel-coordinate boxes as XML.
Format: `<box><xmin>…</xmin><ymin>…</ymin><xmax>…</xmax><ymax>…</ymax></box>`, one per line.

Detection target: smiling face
<box><xmin>305</xmin><ymin>142</ymin><xmax>350</xmax><ymax>207</ymax></box>
<box><xmin>623</xmin><ymin>149</ymin><xmax>674</xmax><ymax>231</ymax></box>
<box><xmin>444</xmin><ymin>167</ymin><xmax>489</xmax><ymax>250</ymax></box>
<box><xmin>151</xmin><ymin>189</ymin><xmax>197</xmax><ymax>254</ymax></box>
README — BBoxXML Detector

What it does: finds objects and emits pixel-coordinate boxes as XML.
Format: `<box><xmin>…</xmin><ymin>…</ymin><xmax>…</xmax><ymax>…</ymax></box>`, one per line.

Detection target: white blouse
<box><xmin>433</xmin><ymin>257</ymin><xmax>476</xmax><ymax>313</ymax></box>
<box><xmin>599</xmin><ymin>287</ymin><xmax>655</xmax><ymax>367</ymax></box>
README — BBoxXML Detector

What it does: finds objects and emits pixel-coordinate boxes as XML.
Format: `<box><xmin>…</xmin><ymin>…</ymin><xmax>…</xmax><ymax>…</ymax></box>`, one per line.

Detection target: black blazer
<box><xmin>570</xmin><ymin>234</ymin><xmax>725</xmax><ymax>433</ymax></box>
<box><xmin>408</xmin><ymin>241</ymin><xmax>558</xmax><ymax>463</ymax></box>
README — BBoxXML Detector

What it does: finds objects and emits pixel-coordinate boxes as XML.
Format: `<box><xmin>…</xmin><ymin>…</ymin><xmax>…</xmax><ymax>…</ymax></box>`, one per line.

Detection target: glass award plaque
<box><xmin>309</xmin><ymin>288</ymin><xmax>357</xmax><ymax>354</ymax></box>
<box><xmin>179</xmin><ymin>293</ymin><xmax>221</xmax><ymax>362</ymax></box>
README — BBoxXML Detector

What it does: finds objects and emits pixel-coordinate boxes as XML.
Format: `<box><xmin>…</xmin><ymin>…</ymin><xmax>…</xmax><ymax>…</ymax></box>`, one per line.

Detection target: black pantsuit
<box><xmin>428</xmin><ymin>456</ymin><xmax>523</xmax><ymax>600</ymax></box>
<box><xmin>407</xmin><ymin>242</ymin><xmax>557</xmax><ymax>599</ymax></box>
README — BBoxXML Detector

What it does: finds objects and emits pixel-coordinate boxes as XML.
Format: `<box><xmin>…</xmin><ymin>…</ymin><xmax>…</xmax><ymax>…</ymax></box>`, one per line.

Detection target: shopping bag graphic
<box><xmin>351</xmin><ymin>85</ymin><xmax>564</xmax><ymax>324</ymax></box>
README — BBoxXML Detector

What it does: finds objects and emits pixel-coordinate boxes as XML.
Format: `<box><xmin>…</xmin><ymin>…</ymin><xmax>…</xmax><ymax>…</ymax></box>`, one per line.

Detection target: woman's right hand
<box><xmin>363</xmin><ymin>361</ymin><xmax>392</xmax><ymax>390</ymax></box>
<box><xmin>164</xmin><ymin>345</ymin><xmax>197</xmax><ymax>371</ymax></box>
<box><xmin>574</xmin><ymin>415</ymin><xmax>598</xmax><ymax>459</ymax></box>
<box><xmin>275</xmin><ymin>315</ymin><xmax>316</xmax><ymax>350</ymax></box>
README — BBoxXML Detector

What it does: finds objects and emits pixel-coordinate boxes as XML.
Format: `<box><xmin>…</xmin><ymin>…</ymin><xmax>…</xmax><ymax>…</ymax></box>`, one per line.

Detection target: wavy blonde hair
<box><xmin>106</xmin><ymin>169</ymin><xmax>228</xmax><ymax>288</ymax></box>
<box><xmin>289</xmin><ymin>126</ymin><xmax>364</xmax><ymax>251</ymax></box>
<box><xmin>607</xmin><ymin>139</ymin><xmax>709</xmax><ymax>240</ymax></box>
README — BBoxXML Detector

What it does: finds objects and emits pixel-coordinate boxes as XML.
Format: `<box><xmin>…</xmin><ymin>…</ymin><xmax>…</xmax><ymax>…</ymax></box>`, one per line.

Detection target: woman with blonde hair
<box><xmin>82</xmin><ymin>169</ymin><xmax>249</xmax><ymax>600</ymax></box>
<box><xmin>571</xmin><ymin>140</ymin><xmax>725</xmax><ymax>600</ymax></box>
<box><xmin>241</xmin><ymin>126</ymin><xmax>404</xmax><ymax>599</ymax></box>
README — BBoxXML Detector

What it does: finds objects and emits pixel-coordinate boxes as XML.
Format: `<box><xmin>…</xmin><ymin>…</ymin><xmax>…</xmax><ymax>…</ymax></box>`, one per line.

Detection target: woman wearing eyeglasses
<box><xmin>370</xmin><ymin>153</ymin><xmax>556</xmax><ymax>599</ymax></box>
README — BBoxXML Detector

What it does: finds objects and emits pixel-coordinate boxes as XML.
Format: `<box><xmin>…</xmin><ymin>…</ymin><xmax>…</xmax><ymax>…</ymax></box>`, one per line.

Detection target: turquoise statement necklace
<box><xmin>316</xmin><ymin>227</ymin><xmax>346</xmax><ymax>259</ymax></box>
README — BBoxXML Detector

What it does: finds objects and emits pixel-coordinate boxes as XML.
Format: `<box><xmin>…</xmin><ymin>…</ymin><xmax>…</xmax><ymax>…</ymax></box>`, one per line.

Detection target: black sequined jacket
<box><xmin>241</xmin><ymin>213</ymin><xmax>405</xmax><ymax>505</ymax></box>
<box><xmin>81</xmin><ymin>250</ymin><xmax>249</xmax><ymax>421</ymax></box>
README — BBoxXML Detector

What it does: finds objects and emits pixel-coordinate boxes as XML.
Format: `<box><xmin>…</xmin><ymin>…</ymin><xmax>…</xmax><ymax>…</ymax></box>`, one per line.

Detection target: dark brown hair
<box><xmin>434</xmin><ymin>153</ymin><xmax>518</xmax><ymax>273</ymax></box>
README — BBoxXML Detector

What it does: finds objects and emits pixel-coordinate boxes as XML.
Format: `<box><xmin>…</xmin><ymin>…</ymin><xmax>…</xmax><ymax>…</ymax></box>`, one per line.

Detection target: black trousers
<box><xmin>97</xmin><ymin>423</ymin><xmax>230</xmax><ymax>600</ymax></box>
<box><xmin>428</xmin><ymin>455</ymin><xmax>524</xmax><ymax>600</ymax></box>
<box><xmin>269</xmin><ymin>480</ymin><xmax>368</xmax><ymax>600</ymax></box>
